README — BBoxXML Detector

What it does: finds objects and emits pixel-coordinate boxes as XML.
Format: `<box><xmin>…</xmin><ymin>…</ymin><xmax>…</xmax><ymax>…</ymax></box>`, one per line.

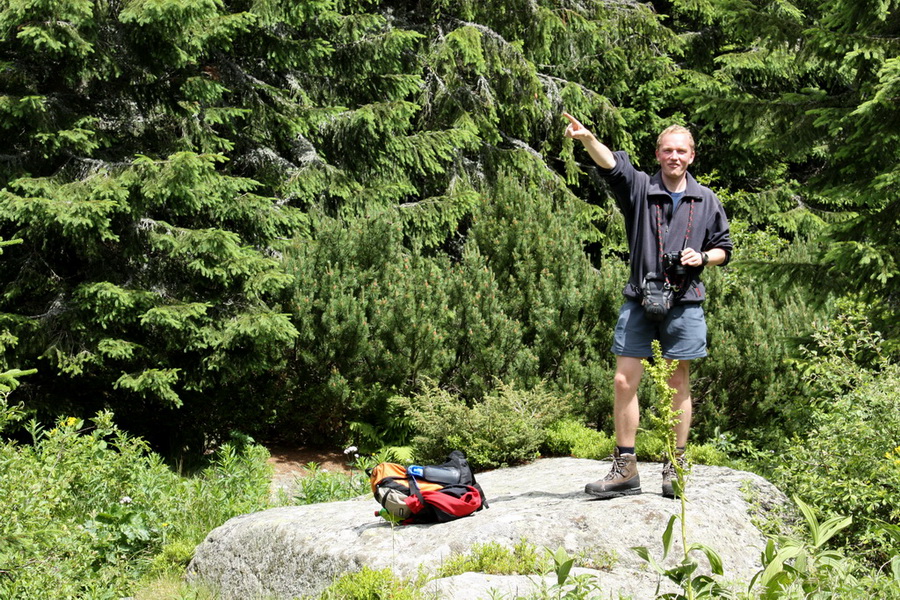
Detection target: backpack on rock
<box><xmin>368</xmin><ymin>450</ymin><xmax>488</xmax><ymax>524</ymax></box>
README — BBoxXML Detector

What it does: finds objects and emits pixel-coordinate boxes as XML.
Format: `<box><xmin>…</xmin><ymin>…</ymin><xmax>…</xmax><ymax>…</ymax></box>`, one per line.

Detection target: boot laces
<box><xmin>662</xmin><ymin>461</ymin><xmax>677</xmax><ymax>479</ymax></box>
<box><xmin>604</xmin><ymin>454</ymin><xmax>629</xmax><ymax>480</ymax></box>
<box><xmin>663</xmin><ymin>455</ymin><xmax>686</xmax><ymax>478</ymax></box>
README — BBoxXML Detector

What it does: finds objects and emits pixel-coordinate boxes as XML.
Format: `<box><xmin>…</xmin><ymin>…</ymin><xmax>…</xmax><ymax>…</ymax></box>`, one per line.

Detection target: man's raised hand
<box><xmin>562</xmin><ymin>112</ymin><xmax>616</xmax><ymax>170</ymax></box>
<box><xmin>563</xmin><ymin>112</ymin><xmax>590</xmax><ymax>140</ymax></box>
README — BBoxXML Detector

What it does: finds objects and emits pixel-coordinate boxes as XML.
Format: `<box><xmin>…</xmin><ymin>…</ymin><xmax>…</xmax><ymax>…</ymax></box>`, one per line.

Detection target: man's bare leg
<box><xmin>585</xmin><ymin>355</ymin><xmax>645</xmax><ymax>498</ymax></box>
<box><xmin>613</xmin><ymin>355</ymin><xmax>644</xmax><ymax>448</ymax></box>
<box><xmin>666</xmin><ymin>359</ymin><xmax>692</xmax><ymax>447</ymax></box>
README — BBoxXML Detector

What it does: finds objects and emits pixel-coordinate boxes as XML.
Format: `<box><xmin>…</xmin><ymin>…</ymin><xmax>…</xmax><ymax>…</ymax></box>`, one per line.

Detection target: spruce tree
<box><xmin>0</xmin><ymin>0</ymin><xmax>308</xmax><ymax>451</ymax></box>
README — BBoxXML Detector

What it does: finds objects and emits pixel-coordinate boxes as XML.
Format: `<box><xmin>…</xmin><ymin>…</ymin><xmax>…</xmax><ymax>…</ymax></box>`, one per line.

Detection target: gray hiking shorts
<box><xmin>611</xmin><ymin>300</ymin><xmax>708</xmax><ymax>360</ymax></box>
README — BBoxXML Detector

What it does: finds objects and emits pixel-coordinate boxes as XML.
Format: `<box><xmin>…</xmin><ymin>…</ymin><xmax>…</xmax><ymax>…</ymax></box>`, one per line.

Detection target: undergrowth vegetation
<box><xmin>0</xmin><ymin>402</ymin><xmax>272</xmax><ymax>598</ymax></box>
<box><xmin>4</xmin><ymin>321</ymin><xmax>900</xmax><ymax>600</ymax></box>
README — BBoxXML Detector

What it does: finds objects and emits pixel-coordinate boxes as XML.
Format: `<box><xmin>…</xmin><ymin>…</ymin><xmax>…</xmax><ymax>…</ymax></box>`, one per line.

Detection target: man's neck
<box><xmin>662</xmin><ymin>173</ymin><xmax>687</xmax><ymax>193</ymax></box>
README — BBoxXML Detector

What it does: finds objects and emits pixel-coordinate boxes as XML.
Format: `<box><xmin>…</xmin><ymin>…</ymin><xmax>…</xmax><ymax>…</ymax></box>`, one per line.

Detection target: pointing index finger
<box><xmin>562</xmin><ymin>112</ymin><xmax>580</xmax><ymax>129</ymax></box>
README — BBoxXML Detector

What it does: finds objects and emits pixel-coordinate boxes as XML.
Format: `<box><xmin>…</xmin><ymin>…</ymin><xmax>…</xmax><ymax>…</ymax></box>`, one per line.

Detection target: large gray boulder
<box><xmin>187</xmin><ymin>457</ymin><xmax>787</xmax><ymax>599</ymax></box>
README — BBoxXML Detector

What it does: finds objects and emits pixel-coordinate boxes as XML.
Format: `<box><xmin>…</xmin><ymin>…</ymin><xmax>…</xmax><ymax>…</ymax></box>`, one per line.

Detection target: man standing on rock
<box><xmin>563</xmin><ymin>113</ymin><xmax>732</xmax><ymax>499</ymax></box>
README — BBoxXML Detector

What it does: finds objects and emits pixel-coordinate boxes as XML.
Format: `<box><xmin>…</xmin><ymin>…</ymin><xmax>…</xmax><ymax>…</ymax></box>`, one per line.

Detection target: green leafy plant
<box><xmin>747</xmin><ymin>496</ymin><xmax>854</xmax><ymax>598</ymax></box>
<box><xmin>769</xmin><ymin>306</ymin><xmax>900</xmax><ymax>565</ymax></box>
<box><xmin>535</xmin><ymin>546</ymin><xmax>604</xmax><ymax>600</ymax></box>
<box><xmin>291</xmin><ymin>462</ymin><xmax>369</xmax><ymax>505</ymax></box>
<box><xmin>551</xmin><ymin>546</ymin><xmax>576</xmax><ymax>586</ymax></box>
<box><xmin>632</xmin><ymin>515</ymin><xmax>731</xmax><ymax>600</ymax></box>
<box><xmin>791</xmin><ymin>300</ymin><xmax>888</xmax><ymax>399</ymax></box>
<box><xmin>772</xmin><ymin>362</ymin><xmax>900</xmax><ymax>565</ymax></box>
<box><xmin>437</xmin><ymin>543</ymin><xmax>609</xmax><ymax>600</ymax></box>
<box><xmin>133</xmin><ymin>575</ymin><xmax>220</xmax><ymax>600</ymax></box>
<box><xmin>0</xmin><ymin>411</ymin><xmax>273</xmax><ymax>598</ymax></box>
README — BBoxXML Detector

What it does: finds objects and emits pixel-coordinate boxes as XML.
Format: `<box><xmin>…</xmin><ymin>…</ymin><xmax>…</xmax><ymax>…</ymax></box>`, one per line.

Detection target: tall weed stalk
<box><xmin>632</xmin><ymin>340</ymin><xmax>729</xmax><ymax>599</ymax></box>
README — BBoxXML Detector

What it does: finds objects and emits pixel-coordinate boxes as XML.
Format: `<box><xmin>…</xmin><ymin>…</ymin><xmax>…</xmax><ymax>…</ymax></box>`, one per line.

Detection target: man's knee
<box><xmin>666</xmin><ymin>360</ymin><xmax>691</xmax><ymax>394</ymax></box>
<box><xmin>614</xmin><ymin>357</ymin><xmax>643</xmax><ymax>396</ymax></box>
<box><xmin>613</xmin><ymin>371</ymin><xmax>635</xmax><ymax>395</ymax></box>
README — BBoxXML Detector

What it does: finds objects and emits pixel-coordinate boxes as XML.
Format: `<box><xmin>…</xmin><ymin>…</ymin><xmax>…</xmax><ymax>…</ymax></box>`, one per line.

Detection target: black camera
<box><xmin>662</xmin><ymin>251</ymin><xmax>686</xmax><ymax>276</ymax></box>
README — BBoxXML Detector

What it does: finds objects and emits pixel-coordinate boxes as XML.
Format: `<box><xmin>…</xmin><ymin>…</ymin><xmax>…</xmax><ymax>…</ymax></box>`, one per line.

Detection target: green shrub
<box><xmin>542</xmin><ymin>417</ymin><xmax>730</xmax><ymax>466</ymax></box>
<box><xmin>0</xmin><ymin>412</ymin><xmax>175</xmax><ymax>597</ymax></box>
<box><xmin>437</xmin><ymin>540</ymin><xmax>549</xmax><ymax>577</ymax></box>
<box><xmin>683</xmin><ymin>444</ymin><xmax>731</xmax><ymax>467</ymax></box>
<box><xmin>173</xmin><ymin>440</ymin><xmax>273</xmax><ymax>546</ymax></box>
<box><xmin>315</xmin><ymin>567</ymin><xmax>420</xmax><ymax>600</ymax></box>
<box><xmin>396</xmin><ymin>381</ymin><xmax>569</xmax><ymax>469</ymax></box>
<box><xmin>765</xmin><ymin>304</ymin><xmax>900</xmax><ymax>566</ymax></box>
<box><xmin>696</xmin><ymin>231</ymin><xmax>826</xmax><ymax>448</ymax></box>
<box><xmin>774</xmin><ymin>364</ymin><xmax>900</xmax><ymax>565</ymax></box>
<box><xmin>133</xmin><ymin>575</ymin><xmax>220</xmax><ymax>600</ymax></box>
<box><xmin>736</xmin><ymin>497</ymin><xmax>900</xmax><ymax>600</ymax></box>
<box><xmin>542</xmin><ymin>417</ymin><xmax>613</xmax><ymax>460</ymax></box>
<box><xmin>146</xmin><ymin>539</ymin><xmax>196</xmax><ymax>576</ymax></box>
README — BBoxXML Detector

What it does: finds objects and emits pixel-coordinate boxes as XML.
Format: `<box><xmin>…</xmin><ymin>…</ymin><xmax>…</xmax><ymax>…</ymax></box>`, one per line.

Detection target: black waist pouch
<box><xmin>641</xmin><ymin>272</ymin><xmax>672</xmax><ymax>322</ymax></box>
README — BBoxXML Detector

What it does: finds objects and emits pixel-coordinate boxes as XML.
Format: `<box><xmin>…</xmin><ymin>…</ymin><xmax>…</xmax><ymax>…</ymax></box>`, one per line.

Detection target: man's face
<box><xmin>655</xmin><ymin>133</ymin><xmax>695</xmax><ymax>179</ymax></box>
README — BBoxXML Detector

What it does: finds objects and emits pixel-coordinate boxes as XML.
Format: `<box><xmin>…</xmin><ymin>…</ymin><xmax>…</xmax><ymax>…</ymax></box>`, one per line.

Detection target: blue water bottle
<box><xmin>407</xmin><ymin>464</ymin><xmax>461</xmax><ymax>484</ymax></box>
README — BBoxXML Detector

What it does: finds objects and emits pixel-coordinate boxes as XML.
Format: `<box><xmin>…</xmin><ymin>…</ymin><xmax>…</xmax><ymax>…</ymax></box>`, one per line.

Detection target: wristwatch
<box><xmin>701</xmin><ymin>252</ymin><xmax>709</xmax><ymax>266</ymax></box>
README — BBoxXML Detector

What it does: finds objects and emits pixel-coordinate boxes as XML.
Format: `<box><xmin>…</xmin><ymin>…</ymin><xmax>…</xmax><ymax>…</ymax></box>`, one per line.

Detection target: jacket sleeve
<box><xmin>704</xmin><ymin>196</ymin><xmax>733</xmax><ymax>265</ymax></box>
<box><xmin>596</xmin><ymin>150</ymin><xmax>640</xmax><ymax>216</ymax></box>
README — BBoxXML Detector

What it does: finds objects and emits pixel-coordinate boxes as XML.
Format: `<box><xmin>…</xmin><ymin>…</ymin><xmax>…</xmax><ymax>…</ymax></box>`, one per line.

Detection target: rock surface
<box><xmin>188</xmin><ymin>457</ymin><xmax>787</xmax><ymax>599</ymax></box>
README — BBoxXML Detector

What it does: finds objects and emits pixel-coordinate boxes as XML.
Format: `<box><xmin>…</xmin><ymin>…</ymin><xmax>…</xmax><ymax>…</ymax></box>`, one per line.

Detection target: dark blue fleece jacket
<box><xmin>597</xmin><ymin>150</ymin><xmax>733</xmax><ymax>304</ymax></box>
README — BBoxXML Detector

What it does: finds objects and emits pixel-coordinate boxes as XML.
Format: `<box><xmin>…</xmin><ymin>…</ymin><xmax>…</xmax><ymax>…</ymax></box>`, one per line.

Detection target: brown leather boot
<box><xmin>584</xmin><ymin>449</ymin><xmax>641</xmax><ymax>498</ymax></box>
<box><xmin>662</xmin><ymin>452</ymin><xmax>688</xmax><ymax>499</ymax></box>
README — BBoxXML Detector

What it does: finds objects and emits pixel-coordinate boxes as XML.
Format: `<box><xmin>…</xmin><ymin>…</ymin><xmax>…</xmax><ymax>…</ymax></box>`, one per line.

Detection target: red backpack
<box><xmin>368</xmin><ymin>451</ymin><xmax>488</xmax><ymax>524</ymax></box>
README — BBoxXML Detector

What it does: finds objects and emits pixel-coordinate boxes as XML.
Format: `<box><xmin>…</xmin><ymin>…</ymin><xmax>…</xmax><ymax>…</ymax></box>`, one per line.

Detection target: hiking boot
<box><xmin>661</xmin><ymin>453</ymin><xmax>688</xmax><ymax>499</ymax></box>
<box><xmin>584</xmin><ymin>449</ymin><xmax>641</xmax><ymax>498</ymax></box>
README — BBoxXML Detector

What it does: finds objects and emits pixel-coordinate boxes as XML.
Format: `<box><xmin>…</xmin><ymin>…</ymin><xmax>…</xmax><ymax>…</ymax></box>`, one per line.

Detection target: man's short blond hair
<box><xmin>656</xmin><ymin>125</ymin><xmax>695</xmax><ymax>151</ymax></box>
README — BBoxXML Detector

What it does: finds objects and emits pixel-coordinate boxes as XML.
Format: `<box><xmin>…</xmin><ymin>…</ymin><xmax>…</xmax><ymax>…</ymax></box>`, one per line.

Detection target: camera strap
<box><xmin>655</xmin><ymin>198</ymin><xmax>694</xmax><ymax>293</ymax></box>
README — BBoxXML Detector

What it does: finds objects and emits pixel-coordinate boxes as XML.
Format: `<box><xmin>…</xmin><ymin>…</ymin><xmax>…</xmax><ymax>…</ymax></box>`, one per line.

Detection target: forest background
<box><xmin>0</xmin><ymin>0</ymin><xmax>899</xmax><ymax>597</ymax></box>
